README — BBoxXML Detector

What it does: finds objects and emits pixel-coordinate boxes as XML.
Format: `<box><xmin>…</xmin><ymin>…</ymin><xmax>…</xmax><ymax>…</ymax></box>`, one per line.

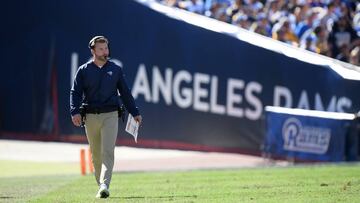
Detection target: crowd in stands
<box><xmin>157</xmin><ymin>0</ymin><xmax>360</xmax><ymax>66</ymax></box>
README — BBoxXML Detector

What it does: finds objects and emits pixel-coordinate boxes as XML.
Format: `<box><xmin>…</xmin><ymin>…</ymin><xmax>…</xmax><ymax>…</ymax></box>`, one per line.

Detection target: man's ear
<box><xmin>90</xmin><ymin>49</ymin><xmax>95</xmax><ymax>55</ymax></box>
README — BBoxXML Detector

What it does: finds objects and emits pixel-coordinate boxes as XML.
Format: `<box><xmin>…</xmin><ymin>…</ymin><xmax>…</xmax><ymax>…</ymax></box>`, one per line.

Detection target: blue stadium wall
<box><xmin>1</xmin><ymin>0</ymin><xmax>360</xmax><ymax>154</ymax></box>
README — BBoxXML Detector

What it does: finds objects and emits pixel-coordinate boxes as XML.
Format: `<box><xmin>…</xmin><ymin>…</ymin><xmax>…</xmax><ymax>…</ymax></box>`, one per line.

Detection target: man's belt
<box><xmin>85</xmin><ymin>106</ymin><xmax>118</xmax><ymax>114</ymax></box>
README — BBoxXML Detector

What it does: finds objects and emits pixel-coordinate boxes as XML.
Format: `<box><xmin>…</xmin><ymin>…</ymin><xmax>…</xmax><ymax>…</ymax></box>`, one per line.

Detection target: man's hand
<box><xmin>134</xmin><ymin>115</ymin><xmax>142</xmax><ymax>126</ymax></box>
<box><xmin>72</xmin><ymin>114</ymin><xmax>82</xmax><ymax>127</ymax></box>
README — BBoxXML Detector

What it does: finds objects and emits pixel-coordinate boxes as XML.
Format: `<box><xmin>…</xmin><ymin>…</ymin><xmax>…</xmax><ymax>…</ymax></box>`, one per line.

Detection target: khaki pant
<box><xmin>85</xmin><ymin>111</ymin><xmax>118</xmax><ymax>188</ymax></box>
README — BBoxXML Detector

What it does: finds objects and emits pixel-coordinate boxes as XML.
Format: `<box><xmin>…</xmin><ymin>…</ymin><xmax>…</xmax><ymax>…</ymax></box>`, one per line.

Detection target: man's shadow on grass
<box><xmin>0</xmin><ymin>196</ymin><xmax>14</xmax><ymax>199</ymax></box>
<box><xmin>111</xmin><ymin>195</ymin><xmax>198</xmax><ymax>200</ymax></box>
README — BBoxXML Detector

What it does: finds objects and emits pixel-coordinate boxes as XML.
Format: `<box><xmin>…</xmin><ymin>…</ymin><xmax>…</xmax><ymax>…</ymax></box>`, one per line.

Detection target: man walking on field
<box><xmin>70</xmin><ymin>36</ymin><xmax>142</xmax><ymax>198</ymax></box>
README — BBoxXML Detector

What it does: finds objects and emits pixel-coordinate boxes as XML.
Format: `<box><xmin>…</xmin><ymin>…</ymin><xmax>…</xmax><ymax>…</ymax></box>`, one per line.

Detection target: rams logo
<box><xmin>282</xmin><ymin>117</ymin><xmax>331</xmax><ymax>154</ymax></box>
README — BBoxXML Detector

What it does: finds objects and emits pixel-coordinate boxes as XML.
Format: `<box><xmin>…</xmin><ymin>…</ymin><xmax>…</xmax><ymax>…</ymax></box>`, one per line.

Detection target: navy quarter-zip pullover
<box><xmin>70</xmin><ymin>60</ymin><xmax>139</xmax><ymax>117</ymax></box>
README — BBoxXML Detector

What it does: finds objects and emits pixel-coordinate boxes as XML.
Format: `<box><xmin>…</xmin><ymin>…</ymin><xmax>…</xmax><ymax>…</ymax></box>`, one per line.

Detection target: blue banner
<box><xmin>264</xmin><ymin>106</ymin><xmax>354</xmax><ymax>161</ymax></box>
<box><xmin>1</xmin><ymin>0</ymin><xmax>360</xmax><ymax>154</ymax></box>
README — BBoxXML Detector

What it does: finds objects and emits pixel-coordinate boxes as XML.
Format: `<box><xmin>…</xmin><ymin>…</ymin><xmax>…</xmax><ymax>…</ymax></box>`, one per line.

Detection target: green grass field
<box><xmin>0</xmin><ymin>160</ymin><xmax>359</xmax><ymax>203</ymax></box>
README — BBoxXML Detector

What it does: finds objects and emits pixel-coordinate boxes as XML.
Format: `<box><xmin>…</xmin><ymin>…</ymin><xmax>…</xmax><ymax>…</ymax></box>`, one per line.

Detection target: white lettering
<box><xmin>129</xmin><ymin>64</ymin><xmax>354</xmax><ymax>120</ymax></box>
<box><xmin>274</xmin><ymin>86</ymin><xmax>292</xmax><ymax>108</ymax></box>
<box><xmin>173</xmin><ymin>70</ymin><xmax>192</xmax><ymax>108</ymax></box>
<box><xmin>314</xmin><ymin>93</ymin><xmax>336</xmax><ymax>111</ymax></box>
<box><xmin>152</xmin><ymin>67</ymin><xmax>172</xmax><ymax>105</ymax></box>
<box><xmin>227</xmin><ymin>78</ymin><xmax>244</xmax><ymax>117</ymax></box>
<box><xmin>210</xmin><ymin>76</ymin><xmax>225</xmax><ymax>115</ymax></box>
<box><xmin>297</xmin><ymin>90</ymin><xmax>310</xmax><ymax>110</ymax></box>
<box><xmin>337</xmin><ymin>97</ymin><xmax>352</xmax><ymax>112</ymax></box>
<box><xmin>193</xmin><ymin>73</ymin><xmax>210</xmax><ymax>112</ymax></box>
<box><xmin>132</xmin><ymin>64</ymin><xmax>151</xmax><ymax>102</ymax></box>
<box><xmin>70</xmin><ymin>52</ymin><xmax>78</xmax><ymax>88</ymax></box>
<box><xmin>245</xmin><ymin>81</ymin><xmax>263</xmax><ymax>120</ymax></box>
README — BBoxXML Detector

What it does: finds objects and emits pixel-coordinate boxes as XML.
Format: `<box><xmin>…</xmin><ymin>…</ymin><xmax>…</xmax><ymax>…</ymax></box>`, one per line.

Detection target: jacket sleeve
<box><xmin>70</xmin><ymin>68</ymin><xmax>84</xmax><ymax>116</ymax></box>
<box><xmin>117</xmin><ymin>68</ymin><xmax>140</xmax><ymax>117</ymax></box>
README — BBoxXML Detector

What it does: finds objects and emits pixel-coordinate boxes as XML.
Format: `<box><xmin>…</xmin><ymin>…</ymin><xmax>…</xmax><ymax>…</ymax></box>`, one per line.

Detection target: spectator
<box><xmin>314</xmin><ymin>25</ymin><xmax>331</xmax><ymax>56</ymax></box>
<box><xmin>178</xmin><ymin>0</ymin><xmax>205</xmax><ymax>14</ymax></box>
<box><xmin>250</xmin><ymin>12</ymin><xmax>272</xmax><ymax>37</ymax></box>
<box><xmin>295</xmin><ymin>9</ymin><xmax>319</xmax><ymax>38</ymax></box>
<box><xmin>336</xmin><ymin>44</ymin><xmax>350</xmax><ymax>62</ymax></box>
<box><xmin>349</xmin><ymin>46</ymin><xmax>360</xmax><ymax>65</ymax></box>
<box><xmin>293</xmin><ymin>5</ymin><xmax>310</xmax><ymax>26</ymax></box>
<box><xmin>204</xmin><ymin>0</ymin><xmax>232</xmax><ymax>17</ymax></box>
<box><xmin>159</xmin><ymin>0</ymin><xmax>179</xmax><ymax>7</ymax></box>
<box><xmin>206</xmin><ymin>2</ymin><xmax>230</xmax><ymax>22</ymax></box>
<box><xmin>353</xmin><ymin>4</ymin><xmax>360</xmax><ymax>35</ymax></box>
<box><xmin>232</xmin><ymin>13</ymin><xmax>251</xmax><ymax>29</ymax></box>
<box><xmin>309</xmin><ymin>0</ymin><xmax>326</xmax><ymax>8</ymax></box>
<box><xmin>265</xmin><ymin>0</ymin><xmax>286</xmax><ymax>24</ymax></box>
<box><xmin>328</xmin><ymin>16</ymin><xmax>359</xmax><ymax>58</ymax></box>
<box><xmin>300</xmin><ymin>35</ymin><xmax>317</xmax><ymax>52</ymax></box>
<box><xmin>245</xmin><ymin>0</ymin><xmax>264</xmax><ymax>19</ymax></box>
<box><xmin>349</xmin><ymin>46</ymin><xmax>360</xmax><ymax>66</ymax></box>
<box><xmin>217</xmin><ymin>6</ymin><xmax>231</xmax><ymax>22</ymax></box>
<box><xmin>227</xmin><ymin>0</ymin><xmax>245</xmax><ymax>19</ymax></box>
<box><xmin>272</xmin><ymin>17</ymin><xmax>299</xmax><ymax>45</ymax></box>
<box><xmin>319</xmin><ymin>2</ymin><xmax>338</xmax><ymax>32</ymax></box>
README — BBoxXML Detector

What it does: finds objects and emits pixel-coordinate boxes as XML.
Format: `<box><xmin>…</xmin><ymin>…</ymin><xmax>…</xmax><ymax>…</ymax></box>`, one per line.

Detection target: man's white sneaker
<box><xmin>96</xmin><ymin>184</ymin><xmax>110</xmax><ymax>198</ymax></box>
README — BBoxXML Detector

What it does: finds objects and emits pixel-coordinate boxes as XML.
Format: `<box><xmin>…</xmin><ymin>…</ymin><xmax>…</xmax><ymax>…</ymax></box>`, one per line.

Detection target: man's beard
<box><xmin>97</xmin><ymin>55</ymin><xmax>108</xmax><ymax>62</ymax></box>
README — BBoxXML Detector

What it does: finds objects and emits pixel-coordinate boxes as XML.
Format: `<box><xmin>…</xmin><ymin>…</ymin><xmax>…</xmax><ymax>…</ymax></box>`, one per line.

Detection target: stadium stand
<box><xmin>157</xmin><ymin>0</ymin><xmax>360</xmax><ymax>65</ymax></box>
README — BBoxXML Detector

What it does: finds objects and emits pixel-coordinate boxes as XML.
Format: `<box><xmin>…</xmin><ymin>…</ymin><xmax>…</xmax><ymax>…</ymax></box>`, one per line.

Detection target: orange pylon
<box><xmin>80</xmin><ymin>149</ymin><xmax>86</xmax><ymax>176</ymax></box>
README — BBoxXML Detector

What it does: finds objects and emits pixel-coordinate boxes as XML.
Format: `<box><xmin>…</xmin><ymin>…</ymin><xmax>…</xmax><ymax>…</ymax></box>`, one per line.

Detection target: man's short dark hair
<box><xmin>88</xmin><ymin>36</ymin><xmax>108</xmax><ymax>49</ymax></box>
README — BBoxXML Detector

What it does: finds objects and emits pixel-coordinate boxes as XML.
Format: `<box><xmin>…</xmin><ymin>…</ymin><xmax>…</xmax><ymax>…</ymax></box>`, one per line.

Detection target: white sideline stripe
<box><xmin>265</xmin><ymin>106</ymin><xmax>355</xmax><ymax>120</ymax></box>
<box><xmin>137</xmin><ymin>0</ymin><xmax>360</xmax><ymax>80</ymax></box>
<box><xmin>0</xmin><ymin>140</ymin><xmax>289</xmax><ymax>171</ymax></box>
<box><xmin>0</xmin><ymin>140</ymin><xmax>210</xmax><ymax>162</ymax></box>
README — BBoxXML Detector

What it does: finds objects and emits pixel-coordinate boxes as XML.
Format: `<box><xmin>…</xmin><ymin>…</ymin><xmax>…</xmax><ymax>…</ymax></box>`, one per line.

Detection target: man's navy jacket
<box><xmin>70</xmin><ymin>60</ymin><xmax>140</xmax><ymax>117</ymax></box>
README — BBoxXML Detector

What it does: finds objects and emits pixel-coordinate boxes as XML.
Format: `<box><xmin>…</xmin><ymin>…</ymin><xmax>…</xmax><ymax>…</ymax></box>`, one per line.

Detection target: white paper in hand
<box><xmin>125</xmin><ymin>114</ymin><xmax>139</xmax><ymax>143</ymax></box>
